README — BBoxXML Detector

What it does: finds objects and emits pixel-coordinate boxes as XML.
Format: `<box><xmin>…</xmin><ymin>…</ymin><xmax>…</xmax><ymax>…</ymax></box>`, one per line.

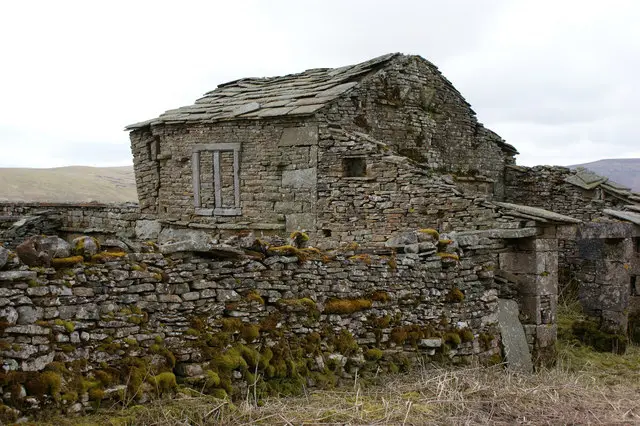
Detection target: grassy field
<box><xmin>35</xmin><ymin>301</ymin><xmax>640</xmax><ymax>426</ymax></box>
<box><xmin>0</xmin><ymin>166</ymin><xmax>137</xmax><ymax>203</ymax></box>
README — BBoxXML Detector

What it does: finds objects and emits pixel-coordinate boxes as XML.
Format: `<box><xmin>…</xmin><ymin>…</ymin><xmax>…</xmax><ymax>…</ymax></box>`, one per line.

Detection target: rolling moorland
<box><xmin>0</xmin><ymin>158</ymin><xmax>637</xmax><ymax>204</ymax></box>
<box><xmin>0</xmin><ymin>166</ymin><xmax>137</xmax><ymax>203</ymax></box>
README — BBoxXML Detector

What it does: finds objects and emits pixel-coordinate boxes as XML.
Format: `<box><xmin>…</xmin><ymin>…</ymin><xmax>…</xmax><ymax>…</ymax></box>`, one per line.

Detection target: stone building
<box><xmin>125</xmin><ymin>53</ymin><xmax>517</xmax><ymax>245</ymax></box>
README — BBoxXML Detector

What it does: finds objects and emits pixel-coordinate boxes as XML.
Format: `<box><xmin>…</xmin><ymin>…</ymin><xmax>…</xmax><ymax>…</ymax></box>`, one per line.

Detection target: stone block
<box><xmin>536</xmin><ymin>324</ymin><xmax>557</xmax><ymax>348</ymax></box>
<box><xmin>282</xmin><ymin>167</ymin><xmax>317</xmax><ymax>189</ymax></box>
<box><xmin>499</xmin><ymin>252</ymin><xmax>536</xmax><ymax>274</ymax></box>
<box><xmin>278</xmin><ymin>125</ymin><xmax>318</xmax><ymax>146</ymax></box>
<box><xmin>285</xmin><ymin>213</ymin><xmax>315</xmax><ymax>232</ymax></box>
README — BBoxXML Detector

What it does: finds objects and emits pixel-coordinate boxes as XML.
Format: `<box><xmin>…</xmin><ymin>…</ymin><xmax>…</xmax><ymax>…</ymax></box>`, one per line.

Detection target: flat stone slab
<box><xmin>495</xmin><ymin>202</ymin><xmax>582</xmax><ymax>224</ymax></box>
<box><xmin>603</xmin><ymin>209</ymin><xmax>640</xmax><ymax>226</ymax></box>
<box><xmin>497</xmin><ymin>299</ymin><xmax>533</xmax><ymax>373</ymax></box>
<box><xmin>0</xmin><ymin>271</ymin><xmax>37</xmax><ymax>282</ymax></box>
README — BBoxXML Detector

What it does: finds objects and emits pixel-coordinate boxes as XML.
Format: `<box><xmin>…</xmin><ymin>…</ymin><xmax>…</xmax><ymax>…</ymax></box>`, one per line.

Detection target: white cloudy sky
<box><xmin>0</xmin><ymin>0</ymin><xmax>638</xmax><ymax>168</ymax></box>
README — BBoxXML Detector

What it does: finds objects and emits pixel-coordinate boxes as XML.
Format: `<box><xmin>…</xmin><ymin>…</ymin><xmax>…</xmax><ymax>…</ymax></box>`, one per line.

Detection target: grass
<box><xmin>34</xmin><ymin>299</ymin><xmax>640</xmax><ymax>425</ymax></box>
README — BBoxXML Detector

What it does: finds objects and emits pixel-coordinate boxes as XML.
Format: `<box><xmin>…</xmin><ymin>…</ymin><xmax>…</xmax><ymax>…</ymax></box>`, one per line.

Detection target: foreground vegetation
<box><xmin>29</xmin><ymin>302</ymin><xmax>640</xmax><ymax>425</ymax></box>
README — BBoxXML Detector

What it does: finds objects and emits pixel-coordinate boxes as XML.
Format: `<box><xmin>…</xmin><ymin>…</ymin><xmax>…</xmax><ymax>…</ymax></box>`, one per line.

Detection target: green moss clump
<box><xmin>53</xmin><ymin>319</ymin><xmax>75</xmax><ymax>333</ymax></box>
<box><xmin>212</xmin><ymin>349</ymin><xmax>248</xmax><ymax>373</ymax></box>
<box><xmin>444</xmin><ymin>332</ymin><xmax>462</xmax><ymax>347</ymax></box>
<box><xmin>479</xmin><ymin>333</ymin><xmax>494</xmax><ymax>349</ymax></box>
<box><xmin>437</xmin><ymin>252</ymin><xmax>460</xmax><ymax>261</ymax></box>
<box><xmin>446</xmin><ymin>287</ymin><xmax>465</xmax><ymax>303</ymax></box>
<box><xmin>205</xmin><ymin>370</ymin><xmax>221</xmax><ymax>388</ymax></box>
<box><xmin>364</xmin><ymin>348</ymin><xmax>384</xmax><ymax>361</ymax></box>
<box><xmin>220</xmin><ymin>317</ymin><xmax>243</xmax><ymax>333</ymax></box>
<box><xmin>61</xmin><ymin>391</ymin><xmax>78</xmax><ymax>403</ymax></box>
<box><xmin>210</xmin><ymin>388</ymin><xmax>228</xmax><ymax>399</ymax></box>
<box><xmin>150</xmin><ymin>372</ymin><xmax>177</xmax><ymax>394</ymax></box>
<box><xmin>458</xmin><ymin>328</ymin><xmax>475</xmax><ymax>343</ymax></box>
<box><xmin>419</xmin><ymin>228</ymin><xmax>440</xmax><ymax>240</ymax></box>
<box><xmin>240</xmin><ymin>324</ymin><xmax>260</xmax><ymax>342</ymax></box>
<box><xmin>51</xmin><ymin>256</ymin><xmax>84</xmax><ymax>268</ymax></box>
<box><xmin>88</xmin><ymin>387</ymin><xmax>105</xmax><ymax>401</ymax></box>
<box><xmin>334</xmin><ymin>330</ymin><xmax>358</xmax><ymax>356</ymax></box>
<box><xmin>324</xmin><ymin>298</ymin><xmax>372</xmax><ymax>315</ymax></box>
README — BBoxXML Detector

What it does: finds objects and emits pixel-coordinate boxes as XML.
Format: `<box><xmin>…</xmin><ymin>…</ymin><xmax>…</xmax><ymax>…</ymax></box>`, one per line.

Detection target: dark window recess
<box><xmin>343</xmin><ymin>157</ymin><xmax>367</xmax><ymax>177</ymax></box>
<box><xmin>633</xmin><ymin>238</ymin><xmax>639</xmax><ymax>253</ymax></box>
<box><xmin>631</xmin><ymin>275</ymin><xmax>638</xmax><ymax>296</ymax></box>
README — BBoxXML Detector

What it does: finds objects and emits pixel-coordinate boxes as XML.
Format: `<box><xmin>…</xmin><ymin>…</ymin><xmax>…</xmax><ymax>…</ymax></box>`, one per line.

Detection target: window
<box><xmin>343</xmin><ymin>157</ymin><xmax>367</xmax><ymax>177</ymax></box>
<box><xmin>192</xmin><ymin>143</ymin><xmax>241</xmax><ymax>216</ymax></box>
<box><xmin>634</xmin><ymin>238</ymin><xmax>639</xmax><ymax>254</ymax></box>
<box><xmin>631</xmin><ymin>275</ymin><xmax>638</xmax><ymax>296</ymax></box>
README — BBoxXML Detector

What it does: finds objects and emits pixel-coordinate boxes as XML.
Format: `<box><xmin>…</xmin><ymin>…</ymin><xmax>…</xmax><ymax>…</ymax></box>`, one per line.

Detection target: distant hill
<box><xmin>0</xmin><ymin>166</ymin><xmax>137</xmax><ymax>203</ymax></box>
<box><xmin>568</xmin><ymin>158</ymin><xmax>640</xmax><ymax>192</ymax></box>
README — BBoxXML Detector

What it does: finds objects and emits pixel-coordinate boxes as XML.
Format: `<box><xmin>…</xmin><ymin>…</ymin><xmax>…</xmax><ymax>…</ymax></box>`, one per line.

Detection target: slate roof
<box><xmin>565</xmin><ymin>168</ymin><xmax>640</xmax><ymax>202</ymax></box>
<box><xmin>125</xmin><ymin>53</ymin><xmax>401</xmax><ymax>130</ymax></box>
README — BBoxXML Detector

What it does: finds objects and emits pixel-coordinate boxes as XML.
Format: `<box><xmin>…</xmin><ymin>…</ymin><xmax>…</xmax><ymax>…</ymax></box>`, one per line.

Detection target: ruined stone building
<box><xmin>0</xmin><ymin>53</ymin><xmax>639</xmax><ymax>417</ymax></box>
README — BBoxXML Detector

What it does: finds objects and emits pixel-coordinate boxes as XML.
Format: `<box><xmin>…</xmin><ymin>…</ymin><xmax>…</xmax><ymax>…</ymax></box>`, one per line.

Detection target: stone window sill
<box><xmin>195</xmin><ymin>208</ymin><xmax>242</xmax><ymax>216</ymax></box>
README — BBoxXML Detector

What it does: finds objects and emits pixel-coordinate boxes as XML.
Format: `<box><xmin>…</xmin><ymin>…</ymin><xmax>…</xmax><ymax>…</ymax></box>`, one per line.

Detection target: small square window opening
<box><xmin>343</xmin><ymin>157</ymin><xmax>367</xmax><ymax>177</ymax></box>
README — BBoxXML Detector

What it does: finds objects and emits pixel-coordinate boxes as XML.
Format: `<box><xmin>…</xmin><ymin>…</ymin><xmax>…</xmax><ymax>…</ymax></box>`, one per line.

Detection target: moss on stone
<box><xmin>369</xmin><ymin>290</ymin><xmax>390</xmax><ymax>303</ymax></box>
<box><xmin>150</xmin><ymin>372</ymin><xmax>177</xmax><ymax>394</ymax></box>
<box><xmin>445</xmin><ymin>287</ymin><xmax>465</xmax><ymax>303</ymax></box>
<box><xmin>437</xmin><ymin>252</ymin><xmax>460</xmax><ymax>261</ymax></box>
<box><xmin>364</xmin><ymin>348</ymin><xmax>384</xmax><ymax>361</ymax></box>
<box><xmin>324</xmin><ymin>298</ymin><xmax>372</xmax><ymax>315</ymax></box>
<box><xmin>51</xmin><ymin>256</ymin><xmax>84</xmax><ymax>268</ymax></box>
<box><xmin>53</xmin><ymin>319</ymin><xmax>75</xmax><ymax>333</ymax></box>
<box><xmin>240</xmin><ymin>324</ymin><xmax>260</xmax><ymax>342</ymax></box>
<box><xmin>458</xmin><ymin>328</ymin><xmax>475</xmax><ymax>343</ymax></box>
<box><xmin>419</xmin><ymin>228</ymin><xmax>440</xmax><ymax>240</ymax></box>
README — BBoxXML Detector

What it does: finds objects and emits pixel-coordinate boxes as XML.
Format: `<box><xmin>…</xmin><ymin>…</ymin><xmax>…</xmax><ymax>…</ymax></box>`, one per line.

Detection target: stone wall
<box><xmin>504</xmin><ymin>166</ymin><xmax>628</xmax><ymax>221</ymax></box>
<box><xmin>562</xmin><ymin>223</ymin><xmax>640</xmax><ymax>334</ymax></box>
<box><xmin>0</xmin><ymin>232</ymin><xmax>505</xmax><ymax>416</ymax></box>
<box><xmin>321</xmin><ymin>55</ymin><xmax>516</xmax><ymax>199</ymax></box>
<box><xmin>129</xmin><ymin>118</ymin><xmax>319</xmax><ymax>234</ymax></box>
<box><xmin>0</xmin><ymin>203</ymin><xmax>140</xmax><ymax>248</ymax></box>
<box><xmin>313</xmin><ymin>127</ymin><xmax>515</xmax><ymax>248</ymax></box>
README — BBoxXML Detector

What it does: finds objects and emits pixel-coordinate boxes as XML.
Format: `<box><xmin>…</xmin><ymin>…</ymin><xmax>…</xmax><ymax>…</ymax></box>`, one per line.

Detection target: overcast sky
<box><xmin>1</xmin><ymin>0</ymin><xmax>638</xmax><ymax>168</ymax></box>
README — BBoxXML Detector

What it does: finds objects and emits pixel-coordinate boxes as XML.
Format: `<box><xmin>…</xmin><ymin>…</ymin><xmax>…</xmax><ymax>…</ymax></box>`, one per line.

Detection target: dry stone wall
<box><xmin>314</xmin><ymin>127</ymin><xmax>517</xmax><ymax>248</ymax></box>
<box><xmin>320</xmin><ymin>55</ymin><xmax>516</xmax><ymax>199</ymax></box>
<box><xmin>0</xmin><ymin>203</ymin><xmax>140</xmax><ymax>248</ymax></box>
<box><xmin>0</xmin><ymin>232</ymin><xmax>502</xmax><ymax>417</ymax></box>
<box><xmin>504</xmin><ymin>166</ymin><xmax>628</xmax><ymax>221</ymax></box>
